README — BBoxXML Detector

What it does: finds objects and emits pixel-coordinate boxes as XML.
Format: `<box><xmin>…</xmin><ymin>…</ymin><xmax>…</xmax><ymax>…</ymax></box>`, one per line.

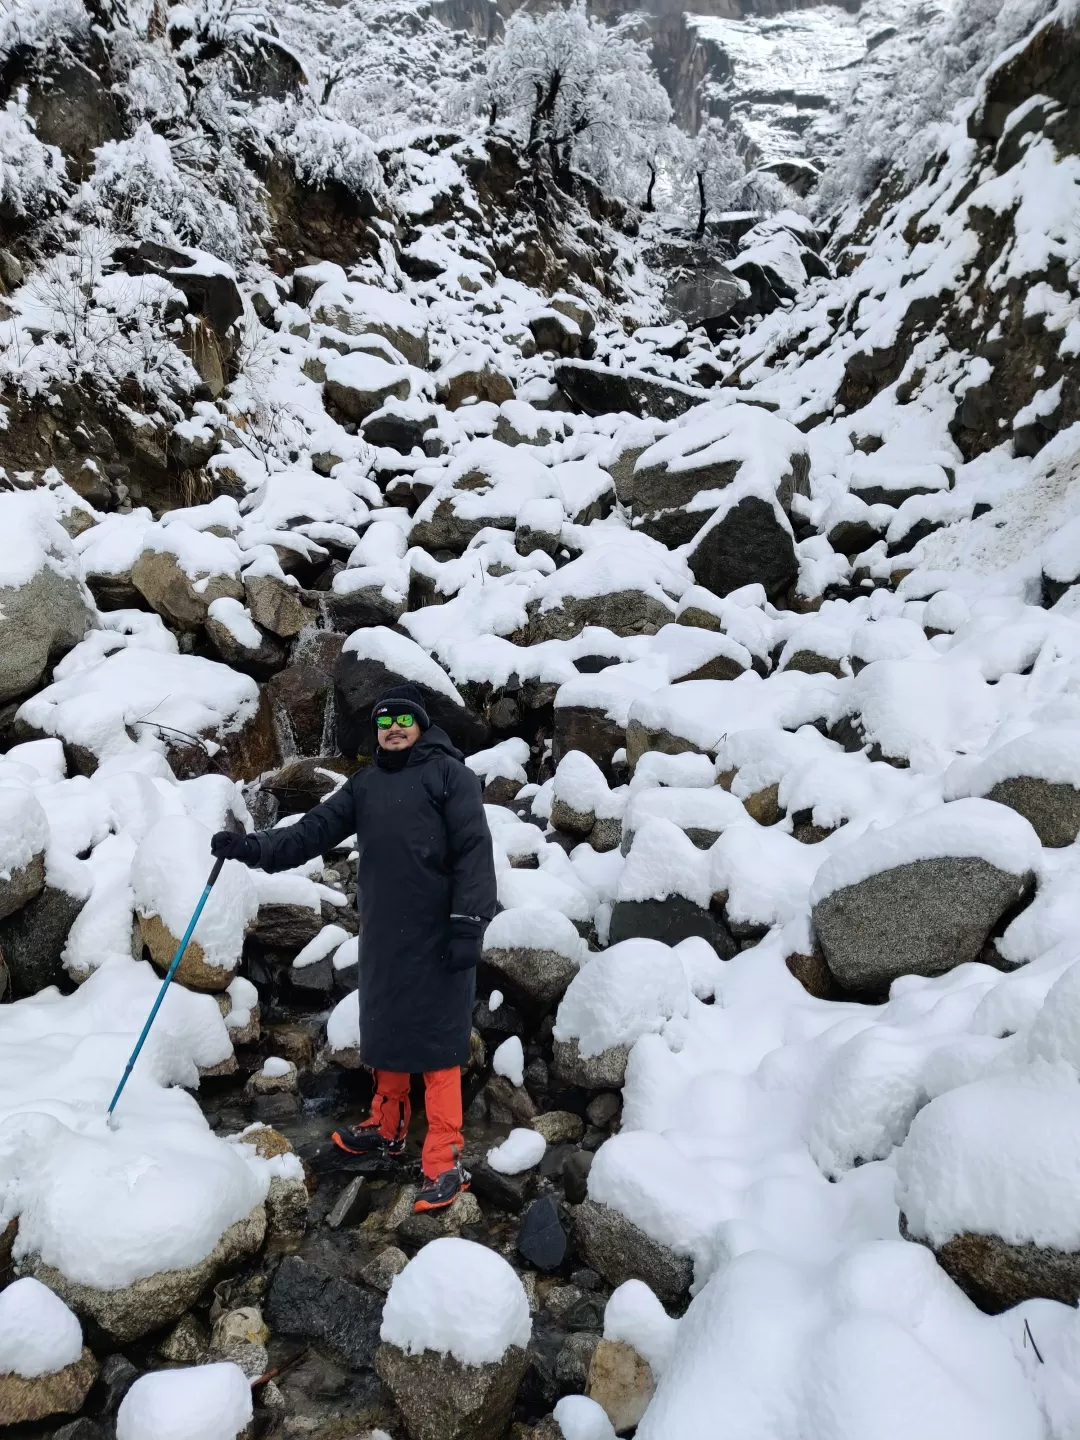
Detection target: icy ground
<box><xmin>0</xmin><ymin>0</ymin><xmax>1079</xmax><ymax>1434</ymax></box>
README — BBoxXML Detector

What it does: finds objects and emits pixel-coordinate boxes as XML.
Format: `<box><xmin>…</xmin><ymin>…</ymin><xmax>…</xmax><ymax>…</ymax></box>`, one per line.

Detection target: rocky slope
<box><xmin>1</xmin><ymin>1</ymin><xmax>1080</xmax><ymax>1439</ymax></box>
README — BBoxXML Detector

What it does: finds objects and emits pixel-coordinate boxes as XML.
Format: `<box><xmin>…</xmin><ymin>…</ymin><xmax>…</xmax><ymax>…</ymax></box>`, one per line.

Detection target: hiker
<box><xmin>211</xmin><ymin>683</ymin><xmax>496</xmax><ymax>1212</ymax></box>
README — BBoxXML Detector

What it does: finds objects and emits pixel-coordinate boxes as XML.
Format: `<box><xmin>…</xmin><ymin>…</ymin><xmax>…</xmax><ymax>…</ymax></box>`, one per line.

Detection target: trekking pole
<box><xmin>107</xmin><ymin>857</ymin><xmax>225</xmax><ymax>1129</ymax></box>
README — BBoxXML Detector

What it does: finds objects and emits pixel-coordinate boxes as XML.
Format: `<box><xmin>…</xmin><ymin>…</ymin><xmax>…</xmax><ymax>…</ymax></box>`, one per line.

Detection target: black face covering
<box><xmin>375</xmin><ymin>745</ymin><xmax>412</xmax><ymax>772</ymax></box>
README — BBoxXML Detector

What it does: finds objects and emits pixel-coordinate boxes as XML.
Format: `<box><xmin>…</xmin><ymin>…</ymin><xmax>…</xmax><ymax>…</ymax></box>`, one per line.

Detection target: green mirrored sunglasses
<box><xmin>376</xmin><ymin>712</ymin><xmax>416</xmax><ymax>730</ymax></box>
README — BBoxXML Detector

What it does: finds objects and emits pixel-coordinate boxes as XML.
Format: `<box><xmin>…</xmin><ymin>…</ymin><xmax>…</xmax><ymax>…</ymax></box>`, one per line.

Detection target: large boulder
<box><xmin>685</xmin><ymin>495</ymin><xmax>798</xmax><ymax>602</ymax></box>
<box><xmin>0</xmin><ymin>494</ymin><xmax>95</xmax><ymax>705</ymax></box>
<box><xmin>810</xmin><ymin>801</ymin><xmax>1040</xmax><ymax>992</ymax></box>
<box><xmin>324</xmin><ymin>352</ymin><xmax>412</xmax><ymax>422</ymax></box>
<box><xmin>334</xmin><ymin>626</ymin><xmax>489</xmax><ymax>759</ymax></box>
<box><xmin>376</xmin><ymin>1344</ymin><xmax>530</xmax><ymax>1440</ymax></box>
<box><xmin>0</xmin><ymin>1350</ymin><xmax>98</xmax><ymax>1424</ymax></box>
<box><xmin>554</xmin><ymin>360</ymin><xmax>709</xmax><ymax>421</ymax></box>
<box><xmin>0</xmin><ymin>789</ymin><xmax>48</xmax><ymax>924</ymax></box>
<box><xmin>482</xmin><ymin>908</ymin><xmax>588</xmax><ymax>1009</ymax></box>
<box><xmin>573</xmin><ymin>1201</ymin><xmax>692</xmax><ymax>1310</ymax></box>
<box><xmin>27</xmin><ymin>1207</ymin><xmax>266</xmax><ymax>1343</ymax></box>
<box><xmin>897</xmin><ymin>1069</ymin><xmax>1080</xmax><ymax>1311</ymax></box>
<box><xmin>946</xmin><ymin>731</ymin><xmax>1080</xmax><ymax>848</ymax></box>
<box><xmin>310</xmin><ymin>277</ymin><xmax>430</xmax><ymax>367</ymax></box>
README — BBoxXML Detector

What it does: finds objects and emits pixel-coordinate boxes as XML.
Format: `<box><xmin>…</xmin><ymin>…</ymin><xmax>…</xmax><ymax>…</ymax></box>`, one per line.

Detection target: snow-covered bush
<box><xmin>0</xmin><ymin>91</ymin><xmax>67</xmax><ymax>225</ymax></box>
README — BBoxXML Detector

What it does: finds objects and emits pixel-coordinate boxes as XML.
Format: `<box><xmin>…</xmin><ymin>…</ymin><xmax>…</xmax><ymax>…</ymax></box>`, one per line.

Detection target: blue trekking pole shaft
<box><xmin>107</xmin><ymin>857</ymin><xmax>225</xmax><ymax>1126</ymax></box>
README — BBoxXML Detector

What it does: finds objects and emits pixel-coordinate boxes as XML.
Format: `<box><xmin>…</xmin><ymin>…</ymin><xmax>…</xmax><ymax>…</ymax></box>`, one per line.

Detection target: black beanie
<box><xmin>372</xmin><ymin>682</ymin><xmax>431</xmax><ymax>731</ymax></box>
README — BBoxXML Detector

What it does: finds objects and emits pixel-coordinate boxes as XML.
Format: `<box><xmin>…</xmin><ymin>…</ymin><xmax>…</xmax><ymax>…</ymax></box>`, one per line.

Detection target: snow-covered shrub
<box><xmin>88</xmin><ymin>121</ymin><xmax>263</xmax><ymax>267</ymax></box>
<box><xmin>275</xmin><ymin>114</ymin><xmax>384</xmax><ymax>198</ymax></box>
<box><xmin>0</xmin><ymin>91</ymin><xmax>66</xmax><ymax>225</ymax></box>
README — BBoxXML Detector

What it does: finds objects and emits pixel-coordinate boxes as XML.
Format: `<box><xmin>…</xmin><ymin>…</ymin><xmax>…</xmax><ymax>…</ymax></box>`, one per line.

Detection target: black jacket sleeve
<box><xmin>443</xmin><ymin>760</ymin><xmax>497</xmax><ymax>924</ymax></box>
<box><xmin>252</xmin><ymin>775</ymin><xmax>358</xmax><ymax>873</ymax></box>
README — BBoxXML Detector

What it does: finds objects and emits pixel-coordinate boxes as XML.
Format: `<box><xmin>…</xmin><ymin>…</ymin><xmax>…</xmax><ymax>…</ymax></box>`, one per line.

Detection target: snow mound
<box><xmin>946</xmin><ymin>729</ymin><xmax>1080</xmax><ymax>797</ymax></box>
<box><xmin>896</xmin><ymin>1065</ymin><xmax>1080</xmax><ymax>1250</ymax></box>
<box><xmin>554</xmin><ymin>939</ymin><xmax>689</xmax><ymax>1058</ymax></box>
<box><xmin>116</xmin><ymin>1361</ymin><xmax>253</xmax><ymax>1440</ymax></box>
<box><xmin>0</xmin><ymin>1277</ymin><xmax>82</xmax><ymax>1378</ymax></box>
<box><xmin>381</xmin><ymin>1237</ymin><xmax>531</xmax><ymax>1364</ymax></box>
<box><xmin>0</xmin><ymin>786</ymin><xmax>48</xmax><ymax>879</ymax></box>
<box><xmin>327</xmin><ymin>991</ymin><xmax>360</xmax><ymax>1053</ymax></box>
<box><xmin>809</xmin><ymin>798</ymin><xmax>1042</xmax><ymax>904</ymax></box>
<box><xmin>493</xmin><ymin>1034</ymin><xmax>525</xmax><ymax>1087</ymax></box>
<box><xmin>553</xmin><ymin>1394</ymin><xmax>618</xmax><ymax>1440</ymax></box>
<box><xmin>0</xmin><ymin>964</ymin><xmax>268</xmax><ymax>1290</ymax></box>
<box><xmin>487</xmin><ymin>1127</ymin><xmax>546</xmax><ymax>1174</ymax></box>
<box><xmin>484</xmin><ymin>907</ymin><xmax>589</xmax><ymax>964</ymax></box>
<box><xmin>603</xmin><ymin>1279</ymin><xmax>679</xmax><ymax>1378</ymax></box>
<box><xmin>131</xmin><ymin>817</ymin><xmax>258</xmax><ymax>970</ymax></box>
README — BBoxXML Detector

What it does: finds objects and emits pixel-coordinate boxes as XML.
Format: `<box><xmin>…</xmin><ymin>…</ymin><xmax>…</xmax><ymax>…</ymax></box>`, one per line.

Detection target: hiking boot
<box><xmin>413</xmin><ymin>1165</ymin><xmax>471</xmax><ymax>1213</ymax></box>
<box><xmin>332</xmin><ymin>1122</ymin><xmax>405</xmax><ymax>1161</ymax></box>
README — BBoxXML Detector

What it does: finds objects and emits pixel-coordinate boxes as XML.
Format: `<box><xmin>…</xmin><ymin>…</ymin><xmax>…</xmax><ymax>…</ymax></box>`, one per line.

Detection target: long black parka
<box><xmin>252</xmin><ymin>727</ymin><xmax>497</xmax><ymax>1073</ymax></box>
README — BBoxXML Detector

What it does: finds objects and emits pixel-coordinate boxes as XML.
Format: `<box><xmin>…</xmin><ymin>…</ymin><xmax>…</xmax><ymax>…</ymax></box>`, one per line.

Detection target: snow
<box><xmin>603</xmin><ymin>1280</ymin><xmax>679</xmax><ymax>1379</ymax></box>
<box><xmin>0</xmin><ymin>963</ymin><xmax>270</xmax><ymax>1289</ymax></box>
<box><xmin>946</xmin><ymin>730</ymin><xmax>1080</xmax><ymax>797</ymax></box>
<box><xmin>341</xmin><ymin>625</ymin><xmax>464</xmax><ymax>703</ymax></box>
<box><xmin>487</xmin><ymin>1127</ymin><xmax>546</xmax><ymax>1174</ymax></box>
<box><xmin>488</xmin><ymin>989</ymin><xmax>504</xmax><ymax>1011</ymax></box>
<box><xmin>492</xmin><ymin>1034</ymin><xmax>525</xmax><ymax>1087</ymax></box>
<box><xmin>896</xmin><ymin>1065</ymin><xmax>1080</xmax><ymax>1250</ymax></box>
<box><xmin>327</xmin><ymin>991</ymin><xmax>360</xmax><ymax>1053</ymax></box>
<box><xmin>809</xmin><ymin>799</ymin><xmax>1042</xmax><ymax>904</ymax></box>
<box><xmin>0</xmin><ymin>1277</ymin><xmax>82</xmax><ymax>1378</ymax></box>
<box><xmin>553</xmin><ymin>1395</ymin><xmax>618</xmax><ymax>1440</ymax></box>
<box><xmin>0</xmin><ymin>786</ymin><xmax>48</xmax><ymax>879</ymax></box>
<box><xmin>484</xmin><ymin>907</ymin><xmax>589</xmax><ymax>964</ymax></box>
<box><xmin>0</xmin><ymin>490</ymin><xmax>83</xmax><ymax>589</ymax></box>
<box><xmin>261</xmin><ymin>1057</ymin><xmax>293</xmax><ymax>1079</ymax></box>
<box><xmin>380</xmin><ymin>1237</ymin><xmax>531</xmax><ymax>1364</ymax></box>
<box><xmin>116</xmin><ymin>1362</ymin><xmax>253</xmax><ymax>1440</ymax></box>
<box><xmin>131</xmin><ymin>817</ymin><xmax>258</xmax><ymax>971</ymax></box>
<box><xmin>16</xmin><ymin>649</ymin><xmax>260</xmax><ymax>767</ymax></box>
<box><xmin>554</xmin><ymin>939</ymin><xmax>690</xmax><ymax>1059</ymax></box>
<box><xmin>293</xmin><ymin>923</ymin><xmax>351</xmax><ymax>970</ymax></box>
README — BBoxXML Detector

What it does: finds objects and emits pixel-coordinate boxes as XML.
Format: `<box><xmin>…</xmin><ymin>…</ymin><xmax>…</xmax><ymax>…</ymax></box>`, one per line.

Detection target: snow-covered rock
<box><xmin>811</xmin><ymin>800</ymin><xmax>1041</xmax><ymax>992</ymax></box>
<box><xmin>116</xmin><ymin>1361</ymin><xmax>253</xmax><ymax>1440</ymax></box>
<box><xmin>0</xmin><ymin>493</ymin><xmax>95</xmax><ymax>706</ymax></box>
<box><xmin>377</xmin><ymin>1237</ymin><xmax>531</xmax><ymax>1440</ymax></box>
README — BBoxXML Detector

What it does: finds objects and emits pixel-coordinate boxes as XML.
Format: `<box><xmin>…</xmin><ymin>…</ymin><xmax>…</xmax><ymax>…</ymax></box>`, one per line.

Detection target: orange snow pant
<box><xmin>370</xmin><ymin>1067</ymin><xmax>464</xmax><ymax>1179</ymax></box>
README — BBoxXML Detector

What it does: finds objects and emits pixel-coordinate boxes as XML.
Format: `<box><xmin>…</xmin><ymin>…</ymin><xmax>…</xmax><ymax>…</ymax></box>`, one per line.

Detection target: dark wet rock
<box><xmin>562</xmin><ymin>1150</ymin><xmax>594</xmax><ymax>1206</ymax></box>
<box><xmin>327</xmin><ymin>1176</ymin><xmax>374</xmax><ymax>1230</ymax></box>
<box><xmin>518</xmin><ymin>1195</ymin><xmax>568</xmax><ymax>1271</ymax></box>
<box><xmin>467</xmin><ymin>1157</ymin><xmax>536</xmax><ymax>1214</ymax></box>
<box><xmin>266</xmin><ymin>1255</ymin><xmax>383</xmax><ymax>1371</ymax></box>
<box><xmin>607</xmin><ymin>895</ymin><xmax>736</xmax><ymax>958</ymax></box>
<box><xmin>260</xmin><ymin>756</ymin><xmax>352</xmax><ymax>816</ymax></box>
<box><xmin>554</xmin><ymin>360</ymin><xmax>709</xmax><ymax>420</ymax></box>
<box><xmin>0</xmin><ymin>882</ymin><xmax>84</xmax><ymax>998</ymax></box>
<box><xmin>686</xmin><ymin>495</ymin><xmax>798</xmax><ymax>602</ymax></box>
<box><xmin>573</xmin><ymin>1199</ymin><xmax>692</xmax><ymax>1309</ymax></box>
<box><xmin>555</xmin><ymin>1331</ymin><xmax>600</xmax><ymax>1394</ymax></box>
<box><xmin>334</xmin><ymin>641</ymin><xmax>489</xmax><ymax>760</ymax></box>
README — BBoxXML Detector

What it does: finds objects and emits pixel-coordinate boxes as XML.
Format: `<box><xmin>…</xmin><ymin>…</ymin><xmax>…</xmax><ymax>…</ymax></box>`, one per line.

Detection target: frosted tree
<box><xmin>687</xmin><ymin>118</ymin><xmax>797</xmax><ymax>234</ymax></box>
<box><xmin>460</xmin><ymin>1</ymin><xmax>678</xmax><ymax>203</ymax></box>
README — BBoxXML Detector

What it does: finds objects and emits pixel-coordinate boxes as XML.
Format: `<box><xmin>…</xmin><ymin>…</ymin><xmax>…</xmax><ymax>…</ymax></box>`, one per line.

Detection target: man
<box><xmin>211</xmin><ymin>682</ymin><xmax>497</xmax><ymax>1212</ymax></box>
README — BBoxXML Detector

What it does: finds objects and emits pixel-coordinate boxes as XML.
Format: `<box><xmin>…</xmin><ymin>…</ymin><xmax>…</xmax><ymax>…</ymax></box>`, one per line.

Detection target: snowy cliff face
<box><xmin>1</xmin><ymin>0</ymin><xmax>1080</xmax><ymax>1435</ymax></box>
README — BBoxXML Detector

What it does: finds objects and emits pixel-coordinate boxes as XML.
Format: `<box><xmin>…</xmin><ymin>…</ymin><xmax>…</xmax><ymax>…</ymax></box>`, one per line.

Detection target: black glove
<box><xmin>210</xmin><ymin>831</ymin><xmax>261</xmax><ymax>866</ymax></box>
<box><xmin>446</xmin><ymin>916</ymin><xmax>484</xmax><ymax>973</ymax></box>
